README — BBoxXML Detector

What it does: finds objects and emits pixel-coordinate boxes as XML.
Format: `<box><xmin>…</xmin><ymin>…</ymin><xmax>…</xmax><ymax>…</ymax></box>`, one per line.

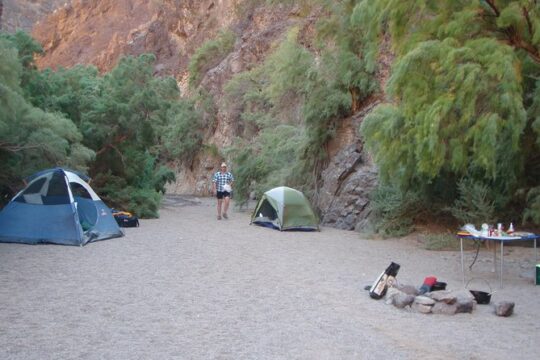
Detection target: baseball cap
<box><xmin>221</xmin><ymin>162</ymin><xmax>227</xmax><ymax>167</ymax></box>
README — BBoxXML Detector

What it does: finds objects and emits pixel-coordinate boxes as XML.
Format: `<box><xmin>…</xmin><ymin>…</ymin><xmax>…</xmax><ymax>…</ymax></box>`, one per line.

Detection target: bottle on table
<box><xmin>481</xmin><ymin>223</ymin><xmax>489</xmax><ymax>237</ymax></box>
<box><xmin>508</xmin><ymin>223</ymin><xmax>514</xmax><ymax>235</ymax></box>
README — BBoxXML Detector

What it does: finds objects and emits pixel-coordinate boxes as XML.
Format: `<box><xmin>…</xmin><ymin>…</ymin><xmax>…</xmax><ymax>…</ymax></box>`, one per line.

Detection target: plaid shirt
<box><xmin>212</xmin><ymin>171</ymin><xmax>234</xmax><ymax>191</ymax></box>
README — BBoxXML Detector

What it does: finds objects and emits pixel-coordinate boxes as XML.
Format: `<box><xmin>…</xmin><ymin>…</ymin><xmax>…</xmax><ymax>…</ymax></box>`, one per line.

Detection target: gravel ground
<box><xmin>1</xmin><ymin>196</ymin><xmax>539</xmax><ymax>359</ymax></box>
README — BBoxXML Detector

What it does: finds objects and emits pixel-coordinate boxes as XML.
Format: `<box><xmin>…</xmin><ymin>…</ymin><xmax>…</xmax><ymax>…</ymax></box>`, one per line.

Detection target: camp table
<box><xmin>458</xmin><ymin>234</ymin><xmax>540</xmax><ymax>288</ymax></box>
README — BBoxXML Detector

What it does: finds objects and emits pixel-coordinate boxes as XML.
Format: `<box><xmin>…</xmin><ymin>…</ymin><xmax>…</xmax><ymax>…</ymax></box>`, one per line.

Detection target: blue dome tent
<box><xmin>0</xmin><ymin>168</ymin><xmax>124</xmax><ymax>246</ymax></box>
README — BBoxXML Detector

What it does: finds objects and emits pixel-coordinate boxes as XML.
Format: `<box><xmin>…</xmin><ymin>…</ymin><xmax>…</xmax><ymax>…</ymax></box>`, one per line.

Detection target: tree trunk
<box><xmin>0</xmin><ymin>0</ymin><xmax>3</xmax><ymax>31</ymax></box>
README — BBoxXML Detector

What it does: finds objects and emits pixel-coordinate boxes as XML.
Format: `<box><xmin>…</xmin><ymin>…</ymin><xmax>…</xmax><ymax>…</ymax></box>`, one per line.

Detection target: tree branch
<box><xmin>503</xmin><ymin>25</ymin><xmax>540</xmax><ymax>63</ymax></box>
<box><xmin>0</xmin><ymin>142</ymin><xmax>46</xmax><ymax>153</ymax></box>
<box><xmin>484</xmin><ymin>0</ymin><xmax>540</xmax><ymax>63</ymax></box>
<box><xmin>522</xmin><ymin>6</ymin><xmax>534</xmax><ymax>37</ymax></box>
<box><xmin>484</xmin><ymin>0</ymin><xmax>500</xmax><ymax>17</ymax></box>
<box><xmin>95</xmin><ymin>134</ymin><xmax>128</xmax><ymax>168</ymax></box>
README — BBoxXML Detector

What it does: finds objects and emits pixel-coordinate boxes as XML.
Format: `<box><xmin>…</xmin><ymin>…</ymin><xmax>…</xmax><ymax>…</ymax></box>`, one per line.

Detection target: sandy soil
<box><xmin>1</xmin><ymin>196</ymin><xmax>539</xmax><ymax>359</ymax></box>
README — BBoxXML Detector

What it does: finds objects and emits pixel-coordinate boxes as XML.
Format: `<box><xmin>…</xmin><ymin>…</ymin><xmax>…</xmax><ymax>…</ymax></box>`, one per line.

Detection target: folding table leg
<box><xmin>500</xmin><ymin>241</ymin><xmax>504</xmax><ymax>288</ymax></box>
<box><xmin>460</xmin><ymin>237</ymin><xmax>465</xmax><ymax>286</ymax></box>
<box><xmin>535</xmin><ymin>239</ymin><xmax>538</xmax><ymax>285</ymax></box>
<box><xmin>493</xmin><ymin>242</ymin><xmax>496</xmax><ymax>273</ymax></box>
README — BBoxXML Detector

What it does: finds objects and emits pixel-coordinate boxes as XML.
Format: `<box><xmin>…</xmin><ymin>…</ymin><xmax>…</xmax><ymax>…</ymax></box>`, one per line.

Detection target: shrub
<box><xmin>423</xmin><ymin>233</ymin><xmax>460</xmax><ymax>251</ymax></box>
<box><xmin>449</xmin><ymin>178</ymin><xmax>495</xmax><ymax>227</ymax></box>
<box><xmin>524</xmin><ymin>187</ymin><xmax>540</xmax><ymax>225</ymax></box>
<box><xmin>188</xmin><ymin>30</ymin><xmax>235</xmax><ymax>88</ymax></box>
<box><xmin>370</xmin><ymin>184</ymin><xmax>424</xmax><ymax>237</ymax></box>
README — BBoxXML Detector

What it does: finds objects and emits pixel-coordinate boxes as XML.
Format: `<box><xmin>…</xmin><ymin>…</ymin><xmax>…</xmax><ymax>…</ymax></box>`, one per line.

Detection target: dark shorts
<box><xmin>216</xmin><ymin>191</ymin><xmax>231</xmax><ymax>199</ymax></box>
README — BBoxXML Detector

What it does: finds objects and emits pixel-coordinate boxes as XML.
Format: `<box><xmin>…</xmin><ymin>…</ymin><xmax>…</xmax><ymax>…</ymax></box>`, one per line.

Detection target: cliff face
<box><xmin>1</xmin><ymin>0</ymin><xmax>65</xmax><ymax>33</ymax></box>
<box><xmin>31</xmin><ymin>0</ymin><xmax>321</xmax><ymax>192</ymax></box>
<box><xmin>31</xmin><ymin>0</ymin><xmax>293</xmax><ymax>137</ymax></box>
<box><xmin>32</xmin><ymin>1</ymin><xmax>245</xmax><ymax>78</ymax></box>
<box><xmin>26</xmin><ymin>0</ymin><xmax>381</xmax><ymax>230</ymax></box>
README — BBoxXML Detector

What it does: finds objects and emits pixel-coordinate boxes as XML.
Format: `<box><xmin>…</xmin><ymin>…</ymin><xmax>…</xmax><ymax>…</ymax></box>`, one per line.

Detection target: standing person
<box><xmin>212</xmin><ymin>162</ymin><xmax>234</xmax><ymax>220</ymax></box>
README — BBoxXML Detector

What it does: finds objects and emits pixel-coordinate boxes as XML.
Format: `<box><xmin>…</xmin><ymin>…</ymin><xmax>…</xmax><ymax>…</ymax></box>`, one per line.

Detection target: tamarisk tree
<box><xmin>0</xmin><ymin>33</ymin><xmax>93</xmax><ymax>204</ymax></box>
<box><xmin>357</xmin><ymin>0</ymin><xmax>540</xmax><ymax>226</ymax></box>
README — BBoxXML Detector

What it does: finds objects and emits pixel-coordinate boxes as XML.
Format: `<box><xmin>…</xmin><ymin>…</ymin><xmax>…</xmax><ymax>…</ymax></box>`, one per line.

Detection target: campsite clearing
<box><xmin>1</xmin><ymin>196</ymin><xmax>539</xmax><ymax>359</ymax></box>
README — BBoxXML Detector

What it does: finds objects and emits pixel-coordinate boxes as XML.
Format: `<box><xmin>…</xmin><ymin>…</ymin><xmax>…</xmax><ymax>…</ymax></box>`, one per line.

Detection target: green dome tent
<box><xmin>250</xmin><ymin>186</ymin><xmax>319</xmax><ymax>231</ymax></box>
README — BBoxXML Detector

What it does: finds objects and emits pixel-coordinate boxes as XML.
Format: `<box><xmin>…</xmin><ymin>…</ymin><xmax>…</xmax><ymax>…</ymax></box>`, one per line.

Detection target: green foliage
<box><xmin>188</xmin><ymin>30</ymin><xmax>236</xmax><ymax>88</ymax></box>
<box><xmin>0</xmin><ymin>38</ymin><xmax>22</xmax><ymax>89</ymax></box>
<box><xmin>0</xmin><ymin>31</ymin><xmax>42</xmax><ymax>69</ymax></box>
<box><xmin>76</xmin><ymin>56</ymin><xmax>186</xmax><ymax>216</ymax></box>
<box><xmin>449</xmin><ymin>178</ymin><xmax>496</xmax><ymax>227</ymax></box>
<box><xmin>0</xmin><ymin>31</ymin><xmax>45</xmax><ymax>101</ymax></box>
<box><xmin>203</xmin><ymin>143</ymin><xmax>221</xmax><ymax>158</ymax></box>
<box><xmin>224</xmin><ymin>7</ymin><xmax>377</xmax><ymax>202</ymax></box>
<box><xmin>369</xmin><ymin>184</ymin><xmax>424</xmax><ymax>237</ymax></box>
<box><xmin>0</xmin><ymin>35</ymin><xmax>93</xmax><ymax>202</ymax></box>
<box><xmin>233</xmin><ymin>0</ymin><xmax>315</xmax><ymax>20</ymax></box>
<box><xmin>153</xmin><ymin>166</ymin><xmax>176</xmax><ymax>194</ymax></box>
<box><xmin>357</xmin><ymin>0</ymin><xmax>540</xmax><ymax>227</ymax></box>
<box><xmin>25</xmin><ymin>65</ymin><xmax>101</xmax><ymax>125</ymax></box>
<box><xmin>83</xmin><ymin>54</ymin><xmax>175</xmax><ymax>150</ymax></box>
<box><xmin>524</xmin><ymin>186</ymin><xmax>540</xmax><ymax>224</ymax></box>
<box><xmin>0</xmin><ymin>39</ymin><xmax>199</xmax><ymax>216</ymax></box>
<box><xmin>10</xmin><ymin>1</ymin><xmax>540</xmax><ymax>230</ymax></box>
<box><xmin>88</xmin><ymin>151</ymin><xmax>171</xmax><ymax>218</ymax></box>
<box><xmin>522</xmin><ymin>57</ymin><xmax>540</xmax><ymax>222</ymax></box>
<box><xmin>230</xmin><ymin>147</ymin><xmax>271</xmax><ymax>207</ymax></box>
<box><xmin>223</xmin><ymin>27</ymin><xmax>314</xmax><ymax>122</ymax></box>
<box><xmin>299</xmin><ymin>76</ymin><xmax>352</xmax><ymax>179</ymax></box>
<box><xmin>224</xmin><ymin>28</ymin><xmax>313</xmax><ymax>204</ymax></box>
<box><xmin>352</xmin><ymin>1</ymin><xmax>540</xmax><ymax>67</ymax></box>
<box><xmin>126</xmin><ymin>188</ymin><xmax>163</xmax><ymax>218</ymax></box>
<box><xmin>263</xmin><ymin>28</ymin><xmax>313</xmax><ymax>106</ymax></box>
<box><xmin>193</xmin><ymin>89</ymin><xmax>218</xmax><ymax>130</ymax></box>
<box><xmin>361</xmin><ymin>38</ymin><xmax>525</xmax><ymax>190</ymax></box>
<box><xmin>422</xmin><ymin>233</ymin><xmax>474</xmax><ymax>251</ymax></box>
<box><xmin>91</xmin><ymin>171</ymin><xmax>162</xmax><ymax>218</ymax></box>
<box><xmin>294</xmin><ymin>1</ymin><xmax>377</xmax><ymax>188</ymax></box>
<box><xmin>161</xmin><ymin>101</ymin><xmax>203</xmax><ymax>163</ymax></box>
<box><xmin>230</xmin><ymin>125</ymin><xmax>304</xmax><ymax>205</ymax></box>
<box><xmin>223</xmin><ymin>68</ymin><xmax>267</xmax><ymax>122</ymax></box>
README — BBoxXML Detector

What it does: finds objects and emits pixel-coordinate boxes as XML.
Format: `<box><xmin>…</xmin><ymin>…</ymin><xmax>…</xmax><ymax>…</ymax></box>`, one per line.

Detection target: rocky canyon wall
<box><xmin>22</xmin><ymin>0</ymin><xmax>381</xmax><ymax>231</ymax></box>
<box><xmin>1</xmin><ymin>0</ymin><xmax>65</xmax><ymax>33</ymax></box>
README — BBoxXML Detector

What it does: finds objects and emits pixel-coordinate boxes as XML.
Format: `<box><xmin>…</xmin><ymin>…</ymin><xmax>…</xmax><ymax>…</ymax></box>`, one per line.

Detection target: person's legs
<box><xmin>216</xmin><ymin>196</ymin><xmax>223</xmax><ymax>220</ymax></box>
<box><xmin>223</xmin><ymin>194</ymin><xmax>230</xmax><ymax>218</ymax></box>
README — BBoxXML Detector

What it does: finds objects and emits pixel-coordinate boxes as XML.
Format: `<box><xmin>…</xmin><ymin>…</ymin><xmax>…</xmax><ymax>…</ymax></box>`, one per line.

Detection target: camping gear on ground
<box><xmin>369</xmin><ymin>262</ymin><xmax>401</xmax><ymax>299</ymax></box>
<box><xmin>418</xmin><ymin>276</ymin><xmax>437</xmax><ymax>294</ymax></box>
<box><xmin>112</xmin><ymin>210</ymin><xmax>140</xmax><ymax>227</ymax></box>
<box><xmin>466</xmin><ymin>278</ymin><xmax>492</xmax><ymax>304</ymax></box>
<box><xmin>250</xmin><ymin>186</ymin><xmax>319</xmax><ymax>231</ymax></box>
<box><xmin>0</xmin><ymin>168</ymin><xmax>124</xmax><ymax>246</ymax></box>
<box><xmin>431</xmin><ymin>281</ymin><xmax>447</xmax><ymax>291</ymax></box>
